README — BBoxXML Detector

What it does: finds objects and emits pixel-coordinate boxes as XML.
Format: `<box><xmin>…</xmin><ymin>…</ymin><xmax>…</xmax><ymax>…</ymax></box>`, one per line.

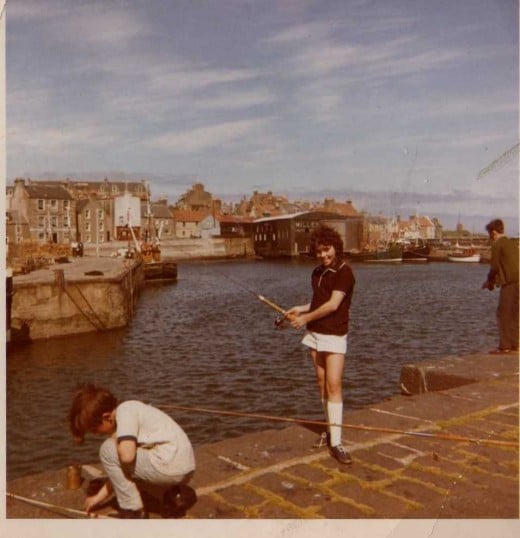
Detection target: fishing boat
<box><xmin>140</xmin><ymin>243</ymin><xmax>178</xmax><ymax>281</ymax></box>
<box><xmin>139</xmin><ymin>184</ymin><xmax>178</xmax><ymax>282</ymax></box>
<box><xmin>347</xmin><ymin>243</ymin><xmax>403</xmax><ymax>263</ymax></box>
<box><xmin>110</xmin><ymin>182</ymin><xmax>178</xmax><ymax>281</ymax></box>
<box><xmin>447</xmin><ymin>244</ymin><xmax>481</xmax><ymax>263</ymax></box>
<box><xmin>402</xmin><ymin>240</ymin><xmax>430</xmax><ymax>263</ymax></box>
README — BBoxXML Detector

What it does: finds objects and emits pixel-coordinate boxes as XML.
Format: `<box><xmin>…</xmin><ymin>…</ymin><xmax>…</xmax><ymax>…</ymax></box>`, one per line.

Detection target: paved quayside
<box><xmin>6</xmin><ymin>351</ymin><xmax>519</xmax><ymax>519</ymax></box>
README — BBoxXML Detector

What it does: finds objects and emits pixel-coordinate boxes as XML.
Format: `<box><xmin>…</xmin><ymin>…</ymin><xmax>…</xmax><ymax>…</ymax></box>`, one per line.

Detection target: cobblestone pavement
<box><xmin>5</xmin><ymin>352</ymin><xmax>519</xmax><ymax>524</ymax></box>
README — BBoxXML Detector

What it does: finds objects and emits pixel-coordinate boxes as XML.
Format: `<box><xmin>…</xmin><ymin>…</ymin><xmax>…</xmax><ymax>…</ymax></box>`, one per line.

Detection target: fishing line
<box><xmin>160</xmin><ymin>403</ymin><xmax>518</xmax><ymax>448</ymax></box>
<box><xmin>174</xmin><ymin>245</ymin><xmax>287</xmax><ymax>316</ymax></box>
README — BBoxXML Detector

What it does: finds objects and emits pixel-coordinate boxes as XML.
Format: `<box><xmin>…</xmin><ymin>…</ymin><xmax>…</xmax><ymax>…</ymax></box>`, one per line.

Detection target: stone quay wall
<box><xmin>9</xmin><ymin>258</ymin><xmax>143</xmax><ymax>342</ymax></box>
<box><xmin>82</xmin><ymin>236</ymin><xmax>255</xmax><ymax>260</ymax></box>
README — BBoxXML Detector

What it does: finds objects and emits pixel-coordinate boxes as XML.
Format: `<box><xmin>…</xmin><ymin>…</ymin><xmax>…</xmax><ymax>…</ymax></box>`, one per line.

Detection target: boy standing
<box><xmin>285</xmin><ymin>225</ymin><xmax>355</xmax><ymax>464</ymax></box>
<box><xmin>69</xmin><ymin>383</ymin><xmax>196</xmax><ymax>518</ymax></box>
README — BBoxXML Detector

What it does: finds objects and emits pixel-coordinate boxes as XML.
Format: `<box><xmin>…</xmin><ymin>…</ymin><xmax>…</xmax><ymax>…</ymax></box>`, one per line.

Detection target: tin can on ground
<box><xmin>66</xmin><ymin>464</ymin><xmax>82</xmax><ymax>490</ymax></box>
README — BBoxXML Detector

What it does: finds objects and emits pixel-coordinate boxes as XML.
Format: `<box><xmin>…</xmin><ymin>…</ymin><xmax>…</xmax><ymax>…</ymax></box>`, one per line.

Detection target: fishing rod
<box><xmin>160</xmin><ymin>404</ymin><xmax>519</xmax><ymax>448</ymax></box>
<box><xmin>5</xmin><ymin>492</ymin><xmax>112</xmax><ymax>519</ymax></box>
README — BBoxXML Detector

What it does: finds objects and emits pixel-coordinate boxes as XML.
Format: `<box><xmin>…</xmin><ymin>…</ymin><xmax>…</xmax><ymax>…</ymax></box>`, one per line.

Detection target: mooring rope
<box><xmin>160</xmin><ymin>404</ymin><xmax>518</xmax><ymax>448</ymax></box>
<box><xmin>73</xmin><ymin>284</ymin><xmax>107</xmax><ymax>329</ymax></box>
<box><xmin>59</xmin><ymin>283</ymin><xmax>105</xmax><ymax>331</ymax></box>
<box><xmin>5</xmin><ymin>492</ymin><xmax>111</xmax><ymax>519</ymax></box>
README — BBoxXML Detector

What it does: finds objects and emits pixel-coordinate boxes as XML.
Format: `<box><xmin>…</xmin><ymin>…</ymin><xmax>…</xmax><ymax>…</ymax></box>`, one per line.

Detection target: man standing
<box><xmin>482</xmin><ymin>219</ymin><xmax>519</xmax><ymax>353</ymax></box>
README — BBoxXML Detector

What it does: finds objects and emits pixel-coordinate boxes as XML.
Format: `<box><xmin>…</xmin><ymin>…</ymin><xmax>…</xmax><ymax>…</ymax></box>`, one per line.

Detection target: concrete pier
<box><xmin>5</xmin><ymin>351</ymin><xmax>518</xmax><ymax>520</ymax></box>
<box><xmin>9</xmin><ymin>257</ymin><xmax>143</xmax><ymax>342</ymax></box>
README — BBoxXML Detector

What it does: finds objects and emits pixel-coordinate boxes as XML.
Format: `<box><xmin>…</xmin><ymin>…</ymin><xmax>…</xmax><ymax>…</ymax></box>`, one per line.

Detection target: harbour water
<box><xmin>6</xmin><ymin>259</ymin><xmax>497</xmax><ymax>480</ymax></box>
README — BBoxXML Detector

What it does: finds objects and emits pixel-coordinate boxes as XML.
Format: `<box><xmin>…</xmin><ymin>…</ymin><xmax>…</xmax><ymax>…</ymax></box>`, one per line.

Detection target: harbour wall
<box><xmin>83</xmin><ymin>236</ymin><xmax>255</xmax><ymax>260</ymax></box>
<box><xmin>9</xmin><ymin>258</ymin><xmax>143</xmax><ymax>342</ymax></box>
<box><xmin>7</xmin><ymin>237</ymin><xmax>254</xmax><ymax>343</ymax></box>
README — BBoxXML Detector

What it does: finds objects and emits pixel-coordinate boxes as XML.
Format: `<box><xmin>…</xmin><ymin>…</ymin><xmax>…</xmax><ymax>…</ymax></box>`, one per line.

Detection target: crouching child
<box><xmin>69</xmin><ymin>383</ymin><xmax>196</xmax><ymax>518</ymax></box>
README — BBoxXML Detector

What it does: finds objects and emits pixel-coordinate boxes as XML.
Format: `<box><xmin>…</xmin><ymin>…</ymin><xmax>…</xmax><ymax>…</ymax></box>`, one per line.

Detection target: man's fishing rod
<box><xmin>160</xmin><ymin>404</ymin><xmax>519</xmax><ymax>448</ymax></box>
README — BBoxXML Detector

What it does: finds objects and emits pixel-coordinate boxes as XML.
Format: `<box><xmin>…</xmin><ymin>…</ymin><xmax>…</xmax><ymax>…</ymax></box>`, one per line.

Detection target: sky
<box><xmin>5</xmin><ymin>0</ymin><xmax>519</xmax><ymax>233</ymax></box>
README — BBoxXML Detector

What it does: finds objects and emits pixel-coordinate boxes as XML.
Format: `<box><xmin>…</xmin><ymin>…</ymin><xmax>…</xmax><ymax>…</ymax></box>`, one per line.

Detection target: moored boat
<box><xmin>402</xmin><ymin>242</ymin><xmax>430</xmax><ymax>263</ymax></box>
<box><xmin>447</xmin><ymin>246</ymin><xmax>481</xmax><ymax>263</ymax></box>
<box><xmin>348</xmin><ymin>243</ymin><xmax>403</xmax><ymax>263</ymax></box>
<box><xmin>140</xmin><ymin>185</ymin><xmax>178</xmax><ymax>282</ymax></box>
<box><xmin>142</xmin><ymin>257</ymin><xmax>178</xmax><ymax>281</ymax></box>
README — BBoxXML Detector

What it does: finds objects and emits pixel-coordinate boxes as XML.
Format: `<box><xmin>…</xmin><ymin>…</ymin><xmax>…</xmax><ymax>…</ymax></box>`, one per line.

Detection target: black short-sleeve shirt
<box><xmin>306</xmin><ymin>260</ymin><xmax>355</xmax><ymax>336</ymax></box>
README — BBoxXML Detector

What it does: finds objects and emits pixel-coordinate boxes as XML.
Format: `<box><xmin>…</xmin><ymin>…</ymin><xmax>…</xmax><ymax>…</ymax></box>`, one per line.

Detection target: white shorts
<box><xmin>301</xmin><ymin>331</ymin><xmax>348</xmax><ymax>355</ymax></box>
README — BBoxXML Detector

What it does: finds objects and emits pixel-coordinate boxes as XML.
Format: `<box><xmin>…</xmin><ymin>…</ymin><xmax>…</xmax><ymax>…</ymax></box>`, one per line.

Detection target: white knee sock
<box><xmin>327</xmin><ymin>401</ymin><xmax>343</xmax><ymax>447</ymax></box>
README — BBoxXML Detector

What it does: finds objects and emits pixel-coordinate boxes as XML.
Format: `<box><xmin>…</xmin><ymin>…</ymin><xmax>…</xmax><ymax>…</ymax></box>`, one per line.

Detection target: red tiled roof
<box><xmin>171</xmin><ymin>209</ymin><xmax>211</xmax><ymax>222</ymax></box>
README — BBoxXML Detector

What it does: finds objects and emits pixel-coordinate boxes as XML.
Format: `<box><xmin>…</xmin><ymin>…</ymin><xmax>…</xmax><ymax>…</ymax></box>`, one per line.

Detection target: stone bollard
<box><xmin>54</xmin><ymin>269</ymin><xmax>65</xmax><ymax>288</ymax></box>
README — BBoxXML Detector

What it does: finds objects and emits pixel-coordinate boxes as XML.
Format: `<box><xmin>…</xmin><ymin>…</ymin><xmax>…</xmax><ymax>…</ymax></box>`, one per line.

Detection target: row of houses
<box><xmin>5</xmin><ymin>178</ymin><xmax>442</xmax><ymax>255</ymax></box>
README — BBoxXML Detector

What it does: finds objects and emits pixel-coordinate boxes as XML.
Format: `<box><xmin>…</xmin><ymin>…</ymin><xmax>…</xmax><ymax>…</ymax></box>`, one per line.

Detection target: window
<box><xmin>38</xmin><ymin>232</ymin><xmax>45</xmax><ymax>240</ymax></box>
<box><xmin>86</xmin><ymin>234</ymin><xmax>91</xmax><ymax>243</ymax></box>
<box><xmin>85</xmin><ymin>209</ymin><xmax>91</xmax><ymax>219</ymax></box>
<box><xmin>86</xmin><ymin>222</ymin><xmax>91</xmax><ymax>231</ymax></box>
<box><xmin>97</xmin><ymin>209</ymin><xmax>104</xmax><ymax>220</ymax></box>
<box><xmin>99</xmin><ymin>221</ymin><xmax>104</xmax><ymax>231</ymax></box>
<box><xmin>50</xmin><ymin>199</ymin><xmax>57</xmax><ymax>210</ymax></box>
<box><xmin>51</xmin><ymin>216</ymin><xmax>58</xmax><ymax>227</ymax></box>
<box><xmin>112</xmin><ymin>185</ymin><xmax>118</xmax><ymax>193</ymax></box>
<box><xmin>63</xmin><ymin>200</ymin><xmax>70</xmax><ymax>210</ymax></box>
<box><xmin>63</xmin><ymin>216</ymin><xmax>69</xmax><ymax>228</ymax></box>
<box><xmin>38</xmin><ymin>216</ymin><xmax>45</xmax><ymax>228</ymax></box>
<box><xmin>37</xmin><ymin>199</ymin><xmax>44</xmax><ymax>211</ymax></box>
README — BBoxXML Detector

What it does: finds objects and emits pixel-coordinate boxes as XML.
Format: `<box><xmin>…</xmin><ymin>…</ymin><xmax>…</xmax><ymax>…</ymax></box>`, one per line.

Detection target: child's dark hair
<box><xmin>309</xmin><ymin>224</ymin><xmax>344</xmax><ymax>257</ymax></box>
<box><xmin>69</xmin><ymin>383</ymin><xmax>118</xmax><ymax>444</ymax></box>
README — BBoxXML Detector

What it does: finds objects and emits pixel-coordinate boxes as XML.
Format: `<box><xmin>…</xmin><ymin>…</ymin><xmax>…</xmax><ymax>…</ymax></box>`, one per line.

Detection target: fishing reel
<box><xmin>274</xmin><ymin>315</ymin><xmax>288</xmax><ymax>329</ymax></box>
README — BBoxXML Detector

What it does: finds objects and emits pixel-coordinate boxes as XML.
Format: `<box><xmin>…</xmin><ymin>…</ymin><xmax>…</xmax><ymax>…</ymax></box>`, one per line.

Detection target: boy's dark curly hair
<box><xmin>69</xmin><ymin>383</ymin><xmax>118</xmax><ymax>444</ymax></box>
<box><xmin>309</xmin><ymin>224</ymin><xmax>344</xmax><ymax>257</ymax></box>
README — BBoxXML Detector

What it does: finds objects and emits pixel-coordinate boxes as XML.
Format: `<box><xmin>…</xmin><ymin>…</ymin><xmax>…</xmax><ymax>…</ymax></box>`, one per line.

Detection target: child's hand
<box><xmin>84</xmin><ymin>482</ymin><xmax>112</xmax><ymax>514</ymax></box>
<box><xmin>284</xmin><ymin>311</ymin><xmax>297</xmax><ymax>322</ymax></box>
<box><xmin>84</xmin><ymin>494</ymin><xmax>101</xmax><ymax>514</ymax></box>
<box><xmin>290</xmin><ymin>313</ymin><xmax>308</xmax><ymax>329</ymax></box>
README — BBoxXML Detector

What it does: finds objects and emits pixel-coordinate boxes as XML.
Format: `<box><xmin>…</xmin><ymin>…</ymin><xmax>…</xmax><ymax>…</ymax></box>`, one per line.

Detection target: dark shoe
<box><xmin>329</xmin><ymin>444</ymin><xmax>352</xmax><ymax>465</ymax></box>
<box><xmin>489</xmin><ymin>348</ymin><xmax>511</xmax><ymax>354</ymax></box>
<box><xmin>162</xmin><ymin>485</ymin><xmax>187</xmax><ymax>518</ymax></box>
<box><xmin>117</xmin><ymin>507</ymin><xmax>148</xmax><ymax>519</ymax></box>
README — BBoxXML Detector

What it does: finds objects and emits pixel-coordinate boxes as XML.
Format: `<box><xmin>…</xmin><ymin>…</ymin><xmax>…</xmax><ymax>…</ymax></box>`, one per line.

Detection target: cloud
<box><xmin>146</xmin><ymin>64</ymin><xmax>261</xmax><ymax>94</ymax></box>
<box><xmin>8</xmin><ymin>0</ymin><xmax>152</xmax><ymax>48</ymax></box>
<box><xmin>194</xmin><ymin>89</ymin><xmax>276</xmax><ymax>111</ymax></box>
<box><xmin>8</xmin><ymin>124</ymin><xmax>117</xmax><ymax>154</ymax></box>
<box><xmin>145</xmin><ymin>118</ymin><xmax>271</xmax><ymax>152</ymax></box>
